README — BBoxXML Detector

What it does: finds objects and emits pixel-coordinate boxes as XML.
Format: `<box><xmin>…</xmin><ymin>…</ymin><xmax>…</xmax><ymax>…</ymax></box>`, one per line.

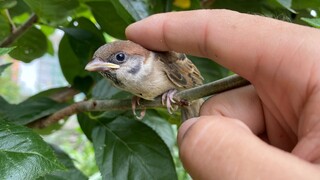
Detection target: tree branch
<box><xmin>0</xmin><ymin>13</ymin><xmax>38</xmax><ymax>47</ymax></box>
<box><xmin>29</xmin><ymin>74</ymin><xmax>250</xmax><ymax>128</ymax></box>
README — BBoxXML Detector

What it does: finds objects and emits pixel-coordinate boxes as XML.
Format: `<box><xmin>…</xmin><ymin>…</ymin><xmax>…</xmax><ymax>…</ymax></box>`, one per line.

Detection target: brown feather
<box><xmin>156</xmin><ymin>51</ymin><xmax>204</xmax><ymax>89</ymax></box>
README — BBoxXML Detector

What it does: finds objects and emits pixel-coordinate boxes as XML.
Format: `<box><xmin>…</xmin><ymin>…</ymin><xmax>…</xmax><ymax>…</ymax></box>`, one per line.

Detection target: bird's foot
<box><xmin>131</xmin><ymin>96</ymin><xmax>146</xmax><ymax>120</ymax></box>
<box><xmin>162</xmin><ymin>89</ymin><xmax>178</xmax><ymax>114</ymax></box>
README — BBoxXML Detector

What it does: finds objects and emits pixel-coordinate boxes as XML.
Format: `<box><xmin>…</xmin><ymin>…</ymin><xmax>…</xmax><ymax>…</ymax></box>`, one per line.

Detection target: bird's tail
<box><xmin>181</xmin><ymin>98</ymin><xmax>204</xmax><ymax>122</ymax></box>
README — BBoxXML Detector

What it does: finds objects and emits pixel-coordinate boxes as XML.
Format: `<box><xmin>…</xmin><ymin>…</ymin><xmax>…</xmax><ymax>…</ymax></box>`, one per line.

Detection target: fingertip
<box><xmin>178</xmin><ymin>117</ymin><xmax>199</xmax><ymax>147</ymax></box>
<box><xmin>125</xmin><ymin>14</ymin><xmax>169</xmax><ymax>51</ymax></box>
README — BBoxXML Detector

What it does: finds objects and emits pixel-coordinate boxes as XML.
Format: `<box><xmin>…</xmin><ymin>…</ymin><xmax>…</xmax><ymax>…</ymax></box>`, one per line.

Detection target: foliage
<box><xmin>0</xmin><ymin>0</ymin><xmax>320</xmax><ymax>179</ymax></box>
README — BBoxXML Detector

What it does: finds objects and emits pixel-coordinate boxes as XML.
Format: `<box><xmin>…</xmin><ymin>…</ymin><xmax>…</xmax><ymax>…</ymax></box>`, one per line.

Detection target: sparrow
<box><xmin>85</xmin><ymin>40</ymin><xmax>204</xmax><ymax>119</ymax></box>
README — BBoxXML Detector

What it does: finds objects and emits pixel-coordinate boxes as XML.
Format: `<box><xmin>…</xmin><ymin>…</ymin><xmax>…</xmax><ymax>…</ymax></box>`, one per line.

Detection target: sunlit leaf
<box><xmin>117</xmin><ymin>0</ymin><xmax>149</xmax><ymax>20</ymax></box>
<box><xmin>0</xmin><ymin>47</ymin><xmax>15</xmax><ymax>56</ymax></box>
<box><xmin>301</xmin><ymin>17</ymin><xmax>320</xmax><ymax>28</ymax></box>
<box><xmin>0</xmin><ymin>119</ymin><xmax>64</xmax><ymax>179</ymax></box>
<box><xmin>0</xmin><ymin>63</ymin><xmax>12</xmax><ymax>76</ymax></box>
<box><xmin>174</xmin><ymin>0</ymin><xmax>191</xmax><ymax>9</ymax></box>
<box><xmin>276</xmin><ymin>0</ymin><xmax>296</xmax><ymax>13</ymax></box>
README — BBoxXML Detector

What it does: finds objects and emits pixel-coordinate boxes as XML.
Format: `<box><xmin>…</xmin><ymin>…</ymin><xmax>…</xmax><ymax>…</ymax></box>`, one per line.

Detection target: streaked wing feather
<box><xmin>156</xmin><ymin>52</ymin><xmax>203</xmax><ymax>89</ymax></box>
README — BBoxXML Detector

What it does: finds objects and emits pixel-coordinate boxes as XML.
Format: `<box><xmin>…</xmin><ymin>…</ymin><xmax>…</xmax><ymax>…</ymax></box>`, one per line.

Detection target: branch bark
<box><xmin>0</xmin><ymin>13</ymin><xmax>38</xmax><ymax>47</ymax></box>
<box><xmin>29</xmin><ymin>74</ymin><xmax>250</xmax><ymax>128</ymax></box>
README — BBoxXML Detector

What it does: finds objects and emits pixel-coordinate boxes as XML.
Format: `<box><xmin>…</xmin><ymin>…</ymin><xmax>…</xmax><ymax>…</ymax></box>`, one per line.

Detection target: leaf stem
<box><xmin>29</xmin><ymin>75</ymin><xmax>250</xmax><ymax>128</ymax></box>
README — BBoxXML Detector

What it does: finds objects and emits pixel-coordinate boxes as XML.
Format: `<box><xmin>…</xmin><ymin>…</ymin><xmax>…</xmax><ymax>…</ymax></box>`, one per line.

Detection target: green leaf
<box><xmin>292</xmin><ymin>0</ymin><xmax>320</xmax><ymax>9</ymax></box>
<box><xmin>27</xmin><ymin>87</ymin><xmax>75</xmax><ymax>101</ymax></box>
<box><xmin>9</xmin><ymin>27</ymin><xmax>48</xmax><ymax>62</ymax></box>
<box><xmin>0</xmin><ymin>119</ymin><xmax>64</xmax><ymax>179</ymax></box>
<box><xmin>301</xmin><ymin>17</ymin><xmax>320</xmax><ymax>28</ymax></box>
<box><xmin>77</xmin><ymin>112</ymin><xmax>99</xmax><ymax>141</ymax></box>
<box><xmin>116</xmin><ymin>0</ymin><xmax>149</xmax><ymax>20</ymax></box>
<box><xmin>0</xmin><ymin>63</ymin><xmax>12</xmax><ymax>76</ymax></box>
<box><xmin>9</xmin><ymin>0</ymin><xmax>31</xmax><ymax>17</ymax></box>
<box><xmin>0</xmin><ymin>15</ymin><xmax>11</xmax><ymax>41</ymax></box>
<box><xmin>23</xmin><ymin>0</ymin><xmax>79</xmax><ymax>25</ymax></box>
<box><xmin>92</xmin><ymin>116</ymin><xmax>177</xmax><ymax>180</ymax></box>
<box><xmin>1</xmin><ymin>96</ymin><xmax>67</xmax><ymax>125</ymax></box>
<box><xmin>209</xmin><ymin>0</ymin><xmax>285</xmax><ymax>14</ymax></box>
<box><xmin>0</xmin><ymin>47</ymin><xmax>15</xmax><ymax>55</ymax></box>
<box><xmin>142</xmin><ymin>110</ymin><xmax>176</xmax><ymax>150</ymax></box>
<box><xmin>38</xmin><ymin>145</ymin><xmax>87</xmax><ymax>180</ymax></box>
<box><xmin>92</xmin><ymin>79</ymin><xmax>122</xmax><ymax>100</ymax></box>
<box><xmin>276</xmin><ymin>0</ymin><xmax>296</xmax><ymax>13</ymax></box>
<box><xmin>58</xmin><ymin>17</ymin><xmax>104</xmax><ymax>86</ymax></box>
<box><xmin>86</xmin><ymin>1</ymin><xmax>133</xmax><ymax>39</ymax></box>
<box><xmin>0</xmin><ymin>0</ymin><xmax>17</xmax><ymax>9</ymax></box>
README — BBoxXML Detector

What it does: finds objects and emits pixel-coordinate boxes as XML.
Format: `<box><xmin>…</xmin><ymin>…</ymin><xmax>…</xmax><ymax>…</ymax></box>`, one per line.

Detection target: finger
<box><xmin>201</xmin><ymin>85</ymin><xmax>296</xmax><ymax>150</ymax></box>
<box><xmin>200</xmin><ymin>85</ymin><xmax>265</xmax><ymax>135</ymax></box>
<box><xmin>126</xmin><ymin>10</ymin><xmax>320</xmax><ymax>82</ymax></box>
<box><xmin>178</xmin><ymin>116</ymin><xmax>320</xmax><ymax>179</ymax></box>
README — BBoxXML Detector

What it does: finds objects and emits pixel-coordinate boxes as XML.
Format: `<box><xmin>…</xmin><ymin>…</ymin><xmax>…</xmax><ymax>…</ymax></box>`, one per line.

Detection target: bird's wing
<box><xmin>156</xmin><ymin>51</ymin><xmax>203</xmax><ymax>89</ymax></box>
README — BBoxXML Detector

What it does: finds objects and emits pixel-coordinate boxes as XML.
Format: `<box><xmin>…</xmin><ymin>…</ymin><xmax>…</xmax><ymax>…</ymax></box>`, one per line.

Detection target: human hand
<box><xmin>126</xmin><ymin>10</ymin><xmax>320</xmax><ymax>179</ymax></box>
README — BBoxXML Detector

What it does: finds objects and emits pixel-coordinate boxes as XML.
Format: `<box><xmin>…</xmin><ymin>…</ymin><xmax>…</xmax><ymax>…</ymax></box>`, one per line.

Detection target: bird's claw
<box><xmin>131</xmin><ymin>96</ymin><xmax>146</xmax><ymax>120</ymax></box>
<box><xmin>162</xmin><ymin>89</ymin><xmax>178</xmax><ymax>114</ymax></box>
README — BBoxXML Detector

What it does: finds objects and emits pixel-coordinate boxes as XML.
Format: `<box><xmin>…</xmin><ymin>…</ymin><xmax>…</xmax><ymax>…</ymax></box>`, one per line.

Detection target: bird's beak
<box><xmin>85</xmin><ymin>58</ymin><xmax>120</xmax><ymax>71</ymax></box>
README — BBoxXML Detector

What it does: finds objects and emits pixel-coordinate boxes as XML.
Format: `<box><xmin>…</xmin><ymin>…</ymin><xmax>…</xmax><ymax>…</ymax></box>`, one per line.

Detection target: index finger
<box><xmin>125</xmin><ymin>9</ymin><xmax>320</xmax><ymax>81</ymax></box>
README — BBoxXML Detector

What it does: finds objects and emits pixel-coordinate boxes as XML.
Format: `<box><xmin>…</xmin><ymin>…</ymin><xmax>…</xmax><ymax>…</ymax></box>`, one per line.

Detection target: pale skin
<box><xmin>126</xmin><ymin>9</ymin><xmax>320</xmax><ymax>179</ymax></box>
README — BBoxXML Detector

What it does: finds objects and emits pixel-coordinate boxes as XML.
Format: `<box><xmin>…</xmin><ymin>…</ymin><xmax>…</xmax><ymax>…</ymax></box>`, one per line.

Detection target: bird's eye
<box><xmin>115</xmin><ymin>52</ymin><xmax>126</xmax><ymax>61</ymax></box>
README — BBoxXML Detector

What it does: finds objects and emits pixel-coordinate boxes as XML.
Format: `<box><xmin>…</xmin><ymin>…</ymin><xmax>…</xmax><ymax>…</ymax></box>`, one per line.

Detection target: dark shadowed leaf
<box><xmin>73</xmin><ymin>75</ymin><xmax>94</xmax><ymax>94</ymax></box>
<box><xmin>292</xmin><ymin>0</ymin><xmax>320</xmax><ymax>9</ymax></box>
<box><xmin>0</xmin><ymin>63</ymin><xmax>12</xmax><ymax>76</ymax></box>
<box><xmin>92</xmin><ymin>116</ymin><xmax>177</xmax><ymax>180</ymax></box>
<box><xmin>23</xmin><ymin>0</ymin><xmax>79</xmax><ymax>25</ymax></box>
<box><xmin>0</xmin><ymin>0</ymin><xmax>17</xmax><ymax>9</ymax></box>
<box><xmin>38</xmin><ymin>145</ymin><xmax>87</xmax><ymax>180</ymax></box>
<box><xmin>86</xmin><ymin>1</ymin><xmax>133</xmax><ymax>39</ymax></box>
<box><xmin>0</xmin><ymin>119</ymin><xmax>64</xmax><ymax>180</ymax></box>
<box><xmin>142</xmin><ymin>110</ymin><xmax>176</xmax><ymax>150</ymax></box>
<box><xmin>58</xmin><ymin>17</ymin><xmax>104</xmax><ymax>86</ymax></box>
<box><xmin>0</xmin><ymin>96</ymin><xmax>67</xmax><ymax>125</ymax></box>
<box><xmin>9</xmin><ymin>0</ymin><xmax>31</xmax><ymax>17</ymax></box>
<box><xmin>9</xmin><ymin>27</ymin><xmax>47</xmax><ymax>62</ymax></box>
<box><xmin>0</xmin><ymin>15</ymin><xmax>10</xmax><ymax>41</ymax></box>
<box><xmin>27</xmin><ymin>87</ymin><xmax>76</xmax><ymax>101</ymax></box>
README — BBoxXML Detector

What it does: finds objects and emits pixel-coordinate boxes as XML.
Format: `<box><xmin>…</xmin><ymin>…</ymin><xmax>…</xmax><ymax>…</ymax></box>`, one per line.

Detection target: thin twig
<box><xmin>0</xmin><ymin>13</ymin><xmax>38</xmax><ymax>47</ymax></box>
<box><xmin>29</xmin><ymin>75</ymin><xmax>250</xmax><ymax>128</ymax></box>
<box><xmin>5</xmin><ymin>9</ymin><xmax>16</xmax><ymax>31</ymax></box>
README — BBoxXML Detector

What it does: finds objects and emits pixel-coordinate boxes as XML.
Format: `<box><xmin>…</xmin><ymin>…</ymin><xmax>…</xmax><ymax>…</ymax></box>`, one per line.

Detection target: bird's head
<box><xmin>85</xmin><ymin>40</ymin><xmax>151</xmax><ymax>86</ymax></box>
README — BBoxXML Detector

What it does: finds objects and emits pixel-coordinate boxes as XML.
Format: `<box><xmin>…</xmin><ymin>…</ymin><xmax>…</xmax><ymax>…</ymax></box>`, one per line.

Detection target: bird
<box><xmin>85</xmin><ymin>40</ymin><xmax>204</xmax><ymax>119</ymax></box>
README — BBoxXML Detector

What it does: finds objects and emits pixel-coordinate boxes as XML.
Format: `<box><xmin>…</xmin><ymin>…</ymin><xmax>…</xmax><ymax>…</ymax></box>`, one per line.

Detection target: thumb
<box><xmin>178</xmin><ymin>116</ymin><xmax>320</xmax><ymax>179</ymax></box>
